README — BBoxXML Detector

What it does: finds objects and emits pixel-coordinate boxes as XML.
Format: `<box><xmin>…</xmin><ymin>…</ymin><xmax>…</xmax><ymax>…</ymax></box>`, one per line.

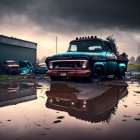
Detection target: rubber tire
<box><xmin>50</xmin><ymin>76</ymin><xmax>62</xmax><ymax>81</ymax></box>
<box><xmin>89</xmin><ymin>67</ymin><xmax>103</xmax><ymax>82</ymax></box>
<box><xmin>118</xmin><ymin>68</ymin><xmax>125</xmax><ymax>79</ymax></box>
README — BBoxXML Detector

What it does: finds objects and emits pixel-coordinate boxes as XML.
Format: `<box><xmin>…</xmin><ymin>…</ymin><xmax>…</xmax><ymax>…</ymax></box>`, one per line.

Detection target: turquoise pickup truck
<box><xmin>19</xmin><ymin>60</ymin><xmax>33</xmax><ymax>74</ymax></box>
<box><xmin>45</xmin><ymin>36</ymin><xmax>128</xmax><ymax>82</ymax></box>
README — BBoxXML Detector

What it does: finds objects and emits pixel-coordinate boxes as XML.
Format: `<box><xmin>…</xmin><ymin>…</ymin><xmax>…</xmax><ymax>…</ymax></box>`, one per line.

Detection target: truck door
<box><xmin>104</xmin><ymin>42</ymin><xmax>117</xmax><ymax>74</ymax></box>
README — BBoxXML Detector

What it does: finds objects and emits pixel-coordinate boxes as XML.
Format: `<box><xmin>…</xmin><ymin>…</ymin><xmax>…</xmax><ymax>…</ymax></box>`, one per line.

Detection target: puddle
<box><xmin>0</xmin><ymin>81</ymin><xmax>37</xmax><ymax>107</ymax></box>
<box><xmin>134</xmin><ymin>91</ymin><xmax>140</xmax><ymax>93</ymax></box>
<box><xmin>0</xmin><ymin>80</ymin><xmax>140</xmax><ymax>140</ymax></box>
<box><xmin>53</xmin><ymin>120</ymin><xmax>62</xmax><ymax>124</ymax></box>
<box><xmin>134</xmin><ymin>118</ymin><xmax>140</xmax><ymax>121</ymax></box>
<box><xmin>57</xmin><ymin>116</ymin><xmax>65</xmax><ymax>119</ymax></box>
<box><xmin>130</xmin><ymin>71</ymin><xmax>140</xmax><ymax>75</ymax></box>
<box><xmin>46</xmin><ymin>82</ymin><xmax>128</xmax><ymax>124</ymax></box>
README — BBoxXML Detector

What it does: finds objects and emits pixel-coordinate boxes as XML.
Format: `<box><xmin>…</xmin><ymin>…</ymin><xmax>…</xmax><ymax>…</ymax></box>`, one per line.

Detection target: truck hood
<box><xmin>53</xmin><ymin>52</ymin><xmax>105</xmax><ymax>60</ymax></box>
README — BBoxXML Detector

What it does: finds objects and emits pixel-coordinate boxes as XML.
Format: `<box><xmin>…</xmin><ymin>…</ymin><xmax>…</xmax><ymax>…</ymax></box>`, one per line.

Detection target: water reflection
<box><xmin>46</xmin><ymin>83</ymin><xmax>128</xmax><ymax>123</ymax></box>
<box><xmin>0</xmin><ymin>82</ymin><xmax>37</xmax><ymax>107</ymax></box>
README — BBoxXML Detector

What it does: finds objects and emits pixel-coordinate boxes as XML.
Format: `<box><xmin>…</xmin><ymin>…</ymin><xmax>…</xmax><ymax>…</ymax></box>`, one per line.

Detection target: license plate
<box><xmin>60</xmin><ymin>72</ymin><xmax>66</xmax><ymax>76</ymax></box>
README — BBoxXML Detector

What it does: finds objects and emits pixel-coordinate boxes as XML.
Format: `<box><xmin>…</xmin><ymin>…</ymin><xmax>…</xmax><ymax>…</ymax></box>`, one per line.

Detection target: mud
<box><xmin>0</xmin><ymin>79</ymin><xmax>140</xmax><ymax>140</ymax></box>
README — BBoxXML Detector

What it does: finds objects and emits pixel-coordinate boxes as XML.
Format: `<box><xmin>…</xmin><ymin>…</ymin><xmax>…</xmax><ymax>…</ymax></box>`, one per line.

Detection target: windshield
<box><xmin>27</xmin><ymin>62</ymin><xmax>32</xmax><ymax>67</ymax></box>
<box><xmin>68</xmin><ymin>40</ymin><xmax>103</xmax><ymax>52</ymax></box>
<box><xmin>19</xmin><ymin>62</ymin><xmax>27</xmax><ymax>68</ymax></box>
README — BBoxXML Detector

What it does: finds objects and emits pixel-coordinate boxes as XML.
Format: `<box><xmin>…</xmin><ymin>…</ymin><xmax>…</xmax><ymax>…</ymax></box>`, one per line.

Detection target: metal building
<box><xmin>0</xmin><ymin>35</ymin><xmax>37</xmax><ymax>64</ymax></box>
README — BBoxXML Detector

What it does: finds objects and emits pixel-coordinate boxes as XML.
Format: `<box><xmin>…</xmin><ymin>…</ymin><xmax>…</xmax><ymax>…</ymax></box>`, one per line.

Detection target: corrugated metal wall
<box><xmin>0</xmin><ymin>43</ymin><xmax>36</xmax><ymax>64</ymax></box>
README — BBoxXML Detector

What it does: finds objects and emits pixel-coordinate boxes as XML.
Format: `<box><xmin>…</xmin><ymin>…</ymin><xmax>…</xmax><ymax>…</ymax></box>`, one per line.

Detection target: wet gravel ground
<box><xmin>0</xmin><ymin>73</ymin><xmax>140</xmax><ymax>140</ymax></box>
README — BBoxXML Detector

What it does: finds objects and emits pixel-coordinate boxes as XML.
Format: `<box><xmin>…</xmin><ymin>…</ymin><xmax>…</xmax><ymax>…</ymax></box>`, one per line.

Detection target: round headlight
<box><xmin>71</xmin><ymin>101</ymin><xmax>75</xmax><ymax>105</ymax></box>
<box><xmin>49</xmin><ymin>98</ymin><xmax>53</xmax><ymax>103</ymax></box>
<box><xmin>82</xmin><ymin>104</ymin><xmax>86</xmax><ymax>108</ymax></box>
<box><xmin>49</xmin><ymin>62</ymin><xmax>53</xmax><ymax>69</ymax></box>
<box><xmin>83</xmin><ymin>99</ymin><xmax>87</xmax><ymax>104</ymax></box>
<box><xmin>81</xmin><ymin>61</ymin><xmax>87</xmax><ymax>69</ymax></box>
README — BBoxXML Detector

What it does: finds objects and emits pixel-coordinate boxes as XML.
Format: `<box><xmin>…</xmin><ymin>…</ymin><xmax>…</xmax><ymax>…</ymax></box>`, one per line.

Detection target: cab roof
<box><xmin>5</xmin><ymin>60</ymin><xmax>15</xmax><ymax>62</ymax></box>
<box><xmin>70</xmin><ymin>36</ymin><xmax>110</xmax><ymax>43</ymax></box>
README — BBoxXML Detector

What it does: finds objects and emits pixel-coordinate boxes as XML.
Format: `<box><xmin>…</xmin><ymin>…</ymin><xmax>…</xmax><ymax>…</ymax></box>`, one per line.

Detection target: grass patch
<box><xmin>13</xmin><ymin>76</ymin><xmax>25</xmax><ymax>80</ymax></box>
<box><xmin>0</xmin><ymin>75</ymin><xmax>9</xmax><ymax>79</ymax></box>
<box><xmin>0</xmin><ymin>81</ymin><xmax>16</xmax><ymax>85</ymax></box>
<box><xmin>127</xmin><ymin>64</ymin><xmax>140</xmax><ymax>71</ymax></box>
<box><xmin>0</xmin><ymin>75</ymin><xmax>25</xmax><ymax>80</ymax></box>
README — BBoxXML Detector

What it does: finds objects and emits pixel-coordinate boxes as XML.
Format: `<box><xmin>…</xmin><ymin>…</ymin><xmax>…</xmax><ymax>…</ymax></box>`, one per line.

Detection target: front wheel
<box><xmin>89</xmin><ymin>67</ymin><xmax>103</xmax><ymax>82</ymax></box>
<box><xmin>50</xmin><ymin>76</ymin><xmax>62</xmax><ymax>81</ymax></box>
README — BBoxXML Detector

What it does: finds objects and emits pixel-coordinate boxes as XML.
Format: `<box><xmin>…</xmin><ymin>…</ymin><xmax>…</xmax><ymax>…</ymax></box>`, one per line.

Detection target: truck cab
<box><xmin>45</xmin><ymin>36</ymin><xmax>128</xmax><ymax>82</ymax></box>
<box><xmin>19</xmin><ymin>60</ymin><xmax>33</xmax><ymax>74</ymax></box>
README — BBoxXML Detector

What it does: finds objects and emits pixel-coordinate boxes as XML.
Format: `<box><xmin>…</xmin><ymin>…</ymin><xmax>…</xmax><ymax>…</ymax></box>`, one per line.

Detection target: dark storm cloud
<box><xmin>0</xmin><ymin>0</ymin><xmax>140</xmax><ymax>33</ymax></box>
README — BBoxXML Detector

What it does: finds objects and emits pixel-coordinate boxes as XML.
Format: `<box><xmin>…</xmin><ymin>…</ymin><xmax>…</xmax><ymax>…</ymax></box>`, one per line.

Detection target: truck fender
<box><xmin>118</xmin><ymin>63</ymin><xmax>127</xmax><ymax>71</ymax></box>
<box><xmin>93</xmin><ymin>62</ymin><xmax>106</xmax><ymax>73</ymax></box>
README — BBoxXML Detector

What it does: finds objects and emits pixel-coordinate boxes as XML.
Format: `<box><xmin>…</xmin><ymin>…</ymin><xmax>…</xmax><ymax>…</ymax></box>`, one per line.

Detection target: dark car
<box><xmin>33</xmin><ymin>63</ymin><xmax>48</xmax><ymax>74</ymax></box>
<box><xmin>1</xmin><ymin>60</ymin><xmax>19</xmax><ymax>74</ymax></box>
<box><xmin>19</xmin><ymin>60</ymin><xmax>33</xmax><ymax>74</ymax></box>
<box><xmin>45</xmin><ymin>36</ymin><xmax>128</xmax><ymax>82</ymax></box>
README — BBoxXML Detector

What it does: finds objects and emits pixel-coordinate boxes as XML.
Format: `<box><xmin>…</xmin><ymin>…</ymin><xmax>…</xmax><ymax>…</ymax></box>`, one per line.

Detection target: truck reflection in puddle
<box><xmin>46</xmin><ymin>83</ymin><xmax>128</xmax><ymax>123</ymax></box>
<box><xmin>0</xmin><ymin>82</ymin><xmax>37</xmax><ymax>107</ymax></box>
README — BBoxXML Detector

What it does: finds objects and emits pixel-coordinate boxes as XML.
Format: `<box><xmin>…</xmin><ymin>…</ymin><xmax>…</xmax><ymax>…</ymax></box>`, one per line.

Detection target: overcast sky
<box><xmin>0</xmin><ymin>0</ymin><xmax>140</xmax><ymax>59</ymax></box>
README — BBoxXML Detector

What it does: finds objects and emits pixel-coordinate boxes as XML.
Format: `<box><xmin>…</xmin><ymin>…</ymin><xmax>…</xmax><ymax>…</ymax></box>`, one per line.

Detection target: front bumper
<box><xmin>46</xmin><ymin>69</ymin><xmax>91</xmax><ymax>77</ymax></box>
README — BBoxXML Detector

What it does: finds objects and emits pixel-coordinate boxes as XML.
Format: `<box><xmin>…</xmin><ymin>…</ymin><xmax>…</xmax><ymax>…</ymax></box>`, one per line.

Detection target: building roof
<box><xmin>0</xmin><ymin>35</ymin><xmax>37</xmax><ymax>49</ymax></box>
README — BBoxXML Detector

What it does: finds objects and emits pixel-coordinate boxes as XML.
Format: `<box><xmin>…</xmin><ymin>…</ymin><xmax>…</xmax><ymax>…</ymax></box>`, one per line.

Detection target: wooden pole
<box><xmin>56</xmin><ymin>36</ymin><xmax>57</xmax><ymax>54</ymax></box>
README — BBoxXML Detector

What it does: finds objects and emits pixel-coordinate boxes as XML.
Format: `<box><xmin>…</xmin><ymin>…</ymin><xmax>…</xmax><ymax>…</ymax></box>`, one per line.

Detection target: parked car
<box><xmin>33</xmin><ymin>63</ymin><xmax>48</xmax><ymax>74</ymax></box>
<box><xmin>0</xmin><ymin>60</ymin><xmax>19</xmax><ymax>74</ymax></box>
<box><xmin>19</xmin><ymin>60</ymin><xmax>33</xmax><ymax>74</ymax></box>
<box><xmin>45</xmin><ymin>36</ymin><xmax>128</xmax><ymax>82</ymax></box>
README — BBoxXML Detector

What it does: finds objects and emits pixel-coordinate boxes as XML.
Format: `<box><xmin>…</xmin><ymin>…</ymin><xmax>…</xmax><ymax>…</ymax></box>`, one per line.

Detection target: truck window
<box><xmin>27</xmin><ymin>62</ymin><xmax>32</xmax><ymax>67</ymax></box>
<box><xmin>89</xmin><ymin>46</ymin><xmax>102</xmax><ymax>51</ymax></box>
<box><xmin>19</xmin><ymin>62</ymin><xmax>27</xmax><ymax>68</ymax></box>
<box><xmin>70</xmin><ymin>45</ymin><xmax>77</xmax><ymax>52</ymax></box>
<box><xmin>68</xmin><ymin>40</ymin><xmax>103</xmax><ymax>52</ymax></box>
<box><xmin>104</xmin><ymin>42</ymin><xmax>112</xmax><ymax>53</ymax></box>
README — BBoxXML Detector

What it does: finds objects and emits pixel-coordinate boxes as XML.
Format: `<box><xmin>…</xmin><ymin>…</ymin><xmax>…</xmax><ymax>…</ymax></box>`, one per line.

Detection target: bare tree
<box><xmin>106</xmin><ymin>35</ymin><xmax>128</xmax><ymax>60</ymax></box>
<box><xmin>136</xmin><ymin>55</ymin><xmax>140</xmax><ymax>64</ymax></box>
<box><xmin>40</xmin><ymin>56</ymin><xmax>46</xmax><ymax>63</ymax></box>
<box><xmin>129</xmin><ymin>56</ymin><xmax>135</xmax><ymax>64</ymax></box>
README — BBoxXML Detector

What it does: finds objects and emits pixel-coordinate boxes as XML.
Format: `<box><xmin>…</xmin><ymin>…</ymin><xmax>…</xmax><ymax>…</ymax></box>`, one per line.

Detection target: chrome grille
<box><xmin>53</xmin><ymin>61</ymin><xmax>81</xmax><ymax>69</ymax></box>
